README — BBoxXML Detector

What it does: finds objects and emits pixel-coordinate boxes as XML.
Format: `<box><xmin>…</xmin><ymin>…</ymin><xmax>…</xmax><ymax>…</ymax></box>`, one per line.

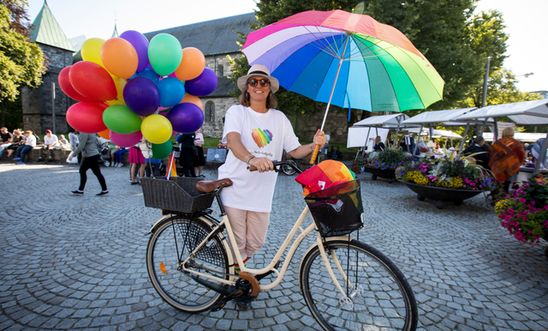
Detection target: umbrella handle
<box><xmin>309</xmin><ymin>145</ymin><xmax>321</xmax><ymax>165</ymax></box>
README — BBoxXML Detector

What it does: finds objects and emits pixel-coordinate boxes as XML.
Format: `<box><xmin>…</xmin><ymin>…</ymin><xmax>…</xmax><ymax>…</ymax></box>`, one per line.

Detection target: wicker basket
<box><xmin>141</xmin><ymin>177</ymin><xmax>214</xmax><ymax>213</ymax></box>
<box><xmin>305</xmin><ymin>180</ymin><xmax>364</xmax><ymax>237</ymax></box>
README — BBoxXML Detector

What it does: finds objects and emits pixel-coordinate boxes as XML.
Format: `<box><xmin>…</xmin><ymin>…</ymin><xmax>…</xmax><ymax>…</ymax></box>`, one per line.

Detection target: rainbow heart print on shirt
<box><xmin>252</xmin><ymin>128</ymin><xmax>273</xmax><ymax>148</ymax></box>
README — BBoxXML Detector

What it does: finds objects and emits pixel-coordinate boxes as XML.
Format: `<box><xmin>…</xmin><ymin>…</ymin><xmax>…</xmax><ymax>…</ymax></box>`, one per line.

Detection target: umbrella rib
<box><xmin>302</xmin><ymin>25</ymin><xmax>341</xmax><ymax>59</ymax></box>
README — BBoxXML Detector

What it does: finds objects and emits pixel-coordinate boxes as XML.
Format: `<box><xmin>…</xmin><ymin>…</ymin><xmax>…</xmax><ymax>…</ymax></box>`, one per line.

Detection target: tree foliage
<box><xmin>0</xmin><ymin>0</ymin><xmax>45</xmax><ymax>103</ymax></box>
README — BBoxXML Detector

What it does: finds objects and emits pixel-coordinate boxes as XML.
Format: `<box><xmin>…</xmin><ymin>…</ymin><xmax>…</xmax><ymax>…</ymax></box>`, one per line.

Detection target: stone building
<box><xmin>25</xmin><ymin>0</ymin><xmax>74</xmax><ymax>135</ymax></box>
<box><xmin>145</xmin><ymin>13</ymin><xmax>256</xmax><ymax>137</ymax></box>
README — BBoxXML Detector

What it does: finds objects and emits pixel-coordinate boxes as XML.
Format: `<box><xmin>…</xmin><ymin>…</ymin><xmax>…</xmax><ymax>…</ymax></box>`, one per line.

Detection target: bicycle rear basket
<box><xmin>141</xmin><ymin>177</ymin><xmax>214</xmax><ymax>213</ymax></box>
<box><xmin>305</xmin><ymin>180</ymin><xmax>364</xmax><ymax>237</ymax></box>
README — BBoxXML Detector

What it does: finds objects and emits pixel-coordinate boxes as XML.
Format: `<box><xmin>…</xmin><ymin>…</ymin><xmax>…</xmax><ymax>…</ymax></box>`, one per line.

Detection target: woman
<box><xmin>218</xmin><ymin>64</ymin><xmax>325</xmax><ymax>274</ymax></box>
<box><xmin>129</xmin><ymin>141</ymin><xmax>146</xmax><ymax>184</ymax></box>
<box><xmin>14</xmin><ymin>130</ymin><xmax>37</xmax><ymax>164</ymax></box>
<box><xmin>489</xmin><ymin>127</ymin><xmax>525</xmax><ymax>192</ymax></box>
<box><xmin>69</xmin><ymin>133</ymin><xmax>108</xmax><ymax>195</ymax></box>
<box><xmin>373</xmin><ymin>136</ymin><xmax>385</xmax><ymax>152</ymax></box>
<box><xmin>194</xmin><ymin>128</ymin><xmax>206</xmax><ymax>177</ymax></box>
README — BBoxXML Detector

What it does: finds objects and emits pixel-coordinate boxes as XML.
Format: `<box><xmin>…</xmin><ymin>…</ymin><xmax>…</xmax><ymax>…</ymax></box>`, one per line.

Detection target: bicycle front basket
<box><xmin>141</xmin><ymin>177</ymin><xmax>214</xmax><ymax>213</ymax></box>
<box><xmin>305</xmin><ymin>180</ymin><xmax>364</xmax><ymax>237</ymax></box>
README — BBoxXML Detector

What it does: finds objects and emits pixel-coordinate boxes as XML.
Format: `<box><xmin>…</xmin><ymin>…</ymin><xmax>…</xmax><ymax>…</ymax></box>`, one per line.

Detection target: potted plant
<box><xmin>495</xmin><ymin>174</ymin><xmax>548</xmax><ymax>244</ymax></box>
<box><xmin>364</xmin><ymin>148</ymin><xmax>411</xmax><ymax>181</ymax></box>
<box><xmin>396</xmin><ymin>157</ymin><xmax>496</xmax><ymax>207</ymax></box>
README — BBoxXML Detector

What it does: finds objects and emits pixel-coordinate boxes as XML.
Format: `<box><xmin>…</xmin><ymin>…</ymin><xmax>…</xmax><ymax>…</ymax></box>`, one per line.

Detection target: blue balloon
<box><xmin>136</xmin><ymin>68</ymin><xmax>160</xmax><ymax>84</ymax></box>
<box><xmin>123</xmin><ymin>77</ymin><xmax>160</xmax><ymax>116</ymax></box>
<box><xmin>184</xmin><ymin>67</ymin><xmax>218</xmax><ymax>96</ymax></box>
<box><xmin>158</xmin><ymin>77</ymin><xmax>185</xmax><ymax>107</ymax></box>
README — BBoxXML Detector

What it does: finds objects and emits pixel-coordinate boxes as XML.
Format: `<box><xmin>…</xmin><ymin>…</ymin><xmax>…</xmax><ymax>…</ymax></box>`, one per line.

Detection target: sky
<box><xmin>27</xmin><ymin>0</ymin><xmax>547</xmax><ymax>93</ymax></box>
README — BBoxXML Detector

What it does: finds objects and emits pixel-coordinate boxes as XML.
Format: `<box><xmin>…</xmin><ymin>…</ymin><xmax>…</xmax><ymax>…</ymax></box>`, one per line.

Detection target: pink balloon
<box><xmin>110</xmin><ymin>131</ymin><xmax>142</xmax><ymax>147</ymax></box>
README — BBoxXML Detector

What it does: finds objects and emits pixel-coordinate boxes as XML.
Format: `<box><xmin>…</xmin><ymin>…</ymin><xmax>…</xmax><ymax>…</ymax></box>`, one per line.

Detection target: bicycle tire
<box><xmin>146</xmin><ymin>215</ymin><xmax>229</xmax><ymax>312</ymax></box>
<box><xmin>300</xmin><ymin>239</ymin><xmax>418</xmax><ymax>331</ymax></box>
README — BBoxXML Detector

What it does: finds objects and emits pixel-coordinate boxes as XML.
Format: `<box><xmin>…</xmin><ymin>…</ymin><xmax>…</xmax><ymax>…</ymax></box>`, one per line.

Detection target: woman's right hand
<box><xmin>248</xmin><ymin>156</ymin><xmax>274</xmax><ymax>172</ymax></box>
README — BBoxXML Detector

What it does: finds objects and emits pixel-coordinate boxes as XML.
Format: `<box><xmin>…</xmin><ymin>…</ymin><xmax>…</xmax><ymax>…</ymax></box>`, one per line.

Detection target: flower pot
<box><xmin>402</xmin><ymin>181</ymin><xmax>483</xmax><ymax>208</ymax></box>
<box><xmin>363</xmin><ymin>166</ymin><xmax>396</xmax><ymax>181</ymax></box>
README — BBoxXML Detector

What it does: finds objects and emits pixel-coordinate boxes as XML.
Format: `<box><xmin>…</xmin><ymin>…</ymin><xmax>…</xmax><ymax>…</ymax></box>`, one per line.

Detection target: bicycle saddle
<box><xmin>196</xmin><ymin>178</ymin><xmax>233</xmax><ymax>193</ymax></box>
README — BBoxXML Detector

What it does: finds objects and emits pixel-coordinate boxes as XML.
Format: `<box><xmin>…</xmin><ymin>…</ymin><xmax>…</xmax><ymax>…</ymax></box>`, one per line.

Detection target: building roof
<box><xmin>145</xmin><ymin>13</ymin><xmax>256</xmax><ymax>56</ymax></box>
<box><xmin>30</xmin><ymin>0</ymin><xmax>73</xmax><ymax>51</ymax></box>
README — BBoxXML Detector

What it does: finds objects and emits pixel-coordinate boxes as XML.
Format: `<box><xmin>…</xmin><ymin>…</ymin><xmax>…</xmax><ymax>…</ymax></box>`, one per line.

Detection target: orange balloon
<box><xmin>101</xmin><ymin>38</ymin><xmax>138</xmax><ymax>79</ymax></box>
<box><xmin>98</xmin><ymin>129</ymin><xmax>110</xmax><ymax>139</ymax></box>
<box><xmin>180</xmin><ymin>93</ymin><xmax>204</xmax><ymax>110</ymax></box>
<box><xmin>175</xmin><ymin>47</ymin><xmax>206</xmax><ymax>81</ymax></box>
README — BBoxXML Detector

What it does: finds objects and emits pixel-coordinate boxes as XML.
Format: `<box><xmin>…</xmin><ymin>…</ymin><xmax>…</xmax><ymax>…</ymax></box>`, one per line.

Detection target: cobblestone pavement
<box><xmin>0</xmin><ymin>163</ymin><xmax>546</xmax><ymax>330</ymax></box>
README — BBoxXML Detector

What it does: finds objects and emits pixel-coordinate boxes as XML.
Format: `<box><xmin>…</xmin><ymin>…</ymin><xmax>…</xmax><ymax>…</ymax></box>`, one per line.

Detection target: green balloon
<box><xmin>148</xmin><ymin>33</ymin><xmax>182</xmax><ymax>76</ymax></box>
<box><xmin>151</xmin><ymin>140</ymin><xmax>173</xmax><ymax>159</ymax></box>
<box><xmin>102</xmin><ymin>105</ymin><xmax>142</xmax><ymax>134</ymax></box>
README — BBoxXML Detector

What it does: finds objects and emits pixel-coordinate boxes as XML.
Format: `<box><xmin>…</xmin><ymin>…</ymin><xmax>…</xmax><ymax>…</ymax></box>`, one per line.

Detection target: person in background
<box><xmin>14</xmin><ymin>130</ymin><xmax>37</xmax><ymax>165</ymax></box>
<box><xmin>373</xmin><ymin>136</ymin><xmax>385</xmax><ymax>152</ymax></box>
<box><xmin>4</xmin><ymin>129</ymin><xmax>23</xmax><ymax>158</ymax></box>
<box><xmin>68</xmin><ymin>130</ymin><xmax>81</xmax><ymax>164</ymax></box>
<box><xmin>0</xmin><ymin>127</ymin><xmax>13</xmax><ymax>157</ymax></box>
<box><xmin>218</xmin><ymin>64</ymin><xmax>325</xmax><ymax>311</ymax></box>
<box><xmin>39</xmin><ymin>129</ymin><xmax>58</xmax><ymax>161</ymax></box>
<box><xmin>194</xmin><ymin>128</ymin><xmax>206</xmax><ymax>177</ymax></box>
<box><xmin>111</xmin><ymin>146</ymin><xmax>128</xmax><ymax>167</ymax></box>
<box><xmin>69</xmin><ymin>133</ymin><xmax>108</xmax><ymax>195</ymax></box>
<box><xmin>489</xmin><ymin>127</ymin><xmax>525</xmax><ymax>192</ymax></box>
<box><xmin>57</xmin><ymin>134</ymin><xmax>71</xmax><ymax>151</ymax></box>
<box><xmin>463</xmin><ymin>136</ymin><xmax>490</xmax><ymax>169</ymax></box>
<box><xmin>129</xmin><ymin>139</ymin><xmax>146</xmax><ymax>184</ymax></box>
<box><xmin>176</xmin><ymin>132</ymin><xmax>197</xmax><ymax>177</ymax></box>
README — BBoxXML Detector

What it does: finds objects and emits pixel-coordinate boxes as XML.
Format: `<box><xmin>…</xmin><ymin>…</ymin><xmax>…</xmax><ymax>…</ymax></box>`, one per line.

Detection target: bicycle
<box><xmin>142</xmin><ymin>160</ymin><xmax>418</xmax><ymax>330</ymax></box>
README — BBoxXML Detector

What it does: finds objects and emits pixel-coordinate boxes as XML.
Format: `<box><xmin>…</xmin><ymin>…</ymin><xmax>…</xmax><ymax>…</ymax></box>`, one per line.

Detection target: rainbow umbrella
<box><xmin>243</xmin><ymin>9</ymin><xmax>444</xmax><ymax>130</ymax></box>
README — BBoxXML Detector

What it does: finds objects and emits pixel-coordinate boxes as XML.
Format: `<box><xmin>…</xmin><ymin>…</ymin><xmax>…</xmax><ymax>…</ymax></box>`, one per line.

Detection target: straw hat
<box><xmin>237</xmin><ymin>64</ymin><xmax>279</xmax><ymax>93</ymax></box>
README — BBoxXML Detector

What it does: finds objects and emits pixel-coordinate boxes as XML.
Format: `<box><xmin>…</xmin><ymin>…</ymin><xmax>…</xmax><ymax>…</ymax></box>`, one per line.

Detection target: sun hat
<box><xmin>237</xmin><ymin>64</ymin><xmax>279</xmax><ymax>93</ymax></box>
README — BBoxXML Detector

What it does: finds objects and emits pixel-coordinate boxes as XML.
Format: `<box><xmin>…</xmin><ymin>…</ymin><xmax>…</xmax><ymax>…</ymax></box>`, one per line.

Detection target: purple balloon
<box><xmin>167</xmin><ymin>103</ymin><xmax>204</xmax><ymax>133</ymax></box>
<box><xmin>110</xmin><ymin>131</ymin><xmax>142</xmax><ymax>147</ymax></box>
<box><xmin>184</xmin><ymin>67</ymin><xmax>218</xmax><ymax>96</ymax></box>
<box><xmin>123</xmin><ymin>77</ymin><xmax>160</xmax><ymax>116</ymax></box>
<box><xmin>120</xmin><ymin>30</ymin><xmax>150</xmax><ymax>72</ymax></box>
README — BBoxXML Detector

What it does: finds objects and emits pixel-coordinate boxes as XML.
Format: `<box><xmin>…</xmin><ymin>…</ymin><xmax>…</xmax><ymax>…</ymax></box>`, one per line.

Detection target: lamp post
<box><xmin>481</xmin><ymin>56</ymin><xmax>491</xmax><ymax>108</ymax></box>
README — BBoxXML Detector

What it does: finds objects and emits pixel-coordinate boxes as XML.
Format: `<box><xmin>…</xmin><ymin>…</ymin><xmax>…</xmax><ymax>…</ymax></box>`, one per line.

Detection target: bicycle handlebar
<box><xmin>247</xmin><ymin>160</ymin><xmax>303</xmax><ymax>174</ymax></box>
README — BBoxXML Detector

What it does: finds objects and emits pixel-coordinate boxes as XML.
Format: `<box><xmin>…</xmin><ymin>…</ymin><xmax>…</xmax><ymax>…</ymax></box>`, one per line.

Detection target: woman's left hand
<box><xmin>313</xmin><ymin>129</ymin><xmax>326</xmax><ymax>147</ymax></box>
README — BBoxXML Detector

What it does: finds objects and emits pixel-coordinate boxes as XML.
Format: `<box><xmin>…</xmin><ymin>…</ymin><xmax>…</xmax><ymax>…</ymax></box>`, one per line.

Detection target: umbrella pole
<box><xmin>310</xmin><ymin>34</ymin><xmax>351</xmax><ymax>164</ymax></box>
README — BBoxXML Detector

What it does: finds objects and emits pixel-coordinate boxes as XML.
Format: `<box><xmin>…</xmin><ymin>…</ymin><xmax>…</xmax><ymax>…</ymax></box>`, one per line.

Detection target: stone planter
<box><xmin>363</xmin><ymin>166</ymin><xmax>396</xmax><ymax>181</ymax></box>
<box><xmin>402</xmin><ymin>181</ymin><xmax>484</xmax><ymax>208</ymax></box>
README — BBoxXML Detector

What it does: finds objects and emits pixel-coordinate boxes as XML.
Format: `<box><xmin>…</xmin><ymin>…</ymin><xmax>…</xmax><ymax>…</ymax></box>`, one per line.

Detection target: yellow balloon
<box><xmin>81</xmin><ymin>38</ymin><xmax>105</xmax><ymax>67</ymax></box>
<box><xmin>106</xmin><ymin>76</ymin><xmax>127</xmax><ymax>105</ymax></box>
<box><xmin>141</xmin><ymin>114</ymin><xmax>172</xmax><ymax>144</ymax></box>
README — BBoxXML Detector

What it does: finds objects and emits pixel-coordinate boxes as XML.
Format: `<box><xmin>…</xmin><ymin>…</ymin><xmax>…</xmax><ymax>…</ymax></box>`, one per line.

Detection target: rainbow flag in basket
<box><xmin>295</xmin><ymin>160</ymin><xmax>356</xmax><ymax>196</ymax></box>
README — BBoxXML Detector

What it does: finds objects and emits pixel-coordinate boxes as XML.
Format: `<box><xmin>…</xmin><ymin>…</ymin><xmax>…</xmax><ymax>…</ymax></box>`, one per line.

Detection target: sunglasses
<box><xmin>247</xmin><ymin>78</ymin><xmax>270</xmax><ymax>88</ymax></box>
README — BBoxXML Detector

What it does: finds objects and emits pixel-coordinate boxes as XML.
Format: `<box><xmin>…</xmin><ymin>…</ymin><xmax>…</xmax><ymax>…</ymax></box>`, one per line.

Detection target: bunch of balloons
<box><xmin>58</xmin><ymin>30</ymin><xmax>218</xmax><ymax>159</ymax></box>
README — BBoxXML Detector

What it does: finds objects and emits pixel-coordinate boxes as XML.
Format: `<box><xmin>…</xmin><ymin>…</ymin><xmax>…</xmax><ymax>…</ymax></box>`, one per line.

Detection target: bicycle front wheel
<box><xmin>146</xmin><ymin>215</ymin><xmax>229</xmax><ymax>312</ymax></box>
<box><xmin>300</xmin><ymin>239</ymin><xmax>418</xmax><ymax>331</ymax></box>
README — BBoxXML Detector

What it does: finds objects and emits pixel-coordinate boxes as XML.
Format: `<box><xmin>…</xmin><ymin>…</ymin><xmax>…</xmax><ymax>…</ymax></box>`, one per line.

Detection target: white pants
<box><xmin>224</xmin><ymin>206</ymin><xmax>270</xmax><ymax>259</ymax></box>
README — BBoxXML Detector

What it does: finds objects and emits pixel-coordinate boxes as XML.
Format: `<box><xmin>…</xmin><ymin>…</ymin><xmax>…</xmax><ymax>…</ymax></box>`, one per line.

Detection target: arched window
<box><xmin>205</xmin><ymin>101</ymin><xmax>215</xmax><ymax>123</ymax></box>
<box><xmin>217</xmin><ymin>64</ymin><xmax>224</xmax><ymax>77</ymax></box>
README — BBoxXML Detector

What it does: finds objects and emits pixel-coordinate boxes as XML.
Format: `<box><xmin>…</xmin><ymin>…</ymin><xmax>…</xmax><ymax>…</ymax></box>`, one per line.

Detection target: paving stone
<box><xmin>0</xmin><ymin>166</ymin><xmax>547</xmax><ymax>330</ymax></box>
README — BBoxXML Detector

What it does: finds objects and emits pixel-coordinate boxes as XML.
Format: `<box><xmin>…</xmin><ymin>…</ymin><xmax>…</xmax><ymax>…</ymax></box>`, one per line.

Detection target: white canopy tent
<box><xmin>402</xmin><ymin>108</ymin><xmax>476</xmax><ymax>126</ymax></box>
<box><xmin>352</xmin><ymin>113</ymin><xmax>411</xmax><ymax>128</ymax></box>
<box><xmin>454</xmin><ymin>99</ymin><xmax>548</xmax><ymax>174</ymax></box>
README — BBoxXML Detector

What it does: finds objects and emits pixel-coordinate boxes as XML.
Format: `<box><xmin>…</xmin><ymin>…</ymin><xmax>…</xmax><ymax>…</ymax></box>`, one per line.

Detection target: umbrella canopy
<box><xmin>243</xmin><ymin>10</ymin><xmax>444</xmax><ymax>113</ymax></box>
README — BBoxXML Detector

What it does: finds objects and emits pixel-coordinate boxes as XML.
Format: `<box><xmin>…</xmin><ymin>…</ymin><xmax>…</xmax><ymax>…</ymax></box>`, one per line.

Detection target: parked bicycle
<box><xmin>142</xmin><ymin>160</ymin><xmax>418</xmax><ymax>330</ymax></box>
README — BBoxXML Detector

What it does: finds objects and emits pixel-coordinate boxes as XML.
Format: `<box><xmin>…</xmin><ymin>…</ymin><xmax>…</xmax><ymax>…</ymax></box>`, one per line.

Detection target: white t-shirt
<box><xmin>218</xmin><ymin>105</ymin><xmax>301</xmax><ymax>212</ymax></box>
<box><xmin>44</xmin><ymin>134</ymin><xmax>58</xmax><ymax>146</ymax></box>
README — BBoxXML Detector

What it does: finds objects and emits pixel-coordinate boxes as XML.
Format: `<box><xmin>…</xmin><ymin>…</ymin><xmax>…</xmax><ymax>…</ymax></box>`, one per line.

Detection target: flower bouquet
<box><xmin>396</xmin><ymin>157</ymin><xmax>496</xmax><ymax>205</ymax></box>
<box><xmin>495</xmin><ymin>175</ymin><xmax>548</xmax><ymax>243</ymax></box>
<box><xmin>364</xmin><ymin>148</ymin><xmax>412</xmax><ymax>180</ymax></box>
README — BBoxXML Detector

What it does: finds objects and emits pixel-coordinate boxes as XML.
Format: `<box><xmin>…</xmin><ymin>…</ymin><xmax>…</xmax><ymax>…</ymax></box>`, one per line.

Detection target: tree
<box><xmin>459</xmin><ymin>68</ymin><xmax>541</xmax><ymax>107</ymax></box>
<box><xmin>0</xmin><ymin>0</ymin><xmax>45</xmax><ymax>103</ymax></box>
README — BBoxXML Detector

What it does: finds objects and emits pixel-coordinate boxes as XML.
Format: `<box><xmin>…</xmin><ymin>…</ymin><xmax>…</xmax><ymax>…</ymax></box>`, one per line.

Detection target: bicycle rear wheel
<box><xmin>146</xmin><ymin>215</ymin><xmax>229</xmax><ymax>312</ymax></box>
<box><xmin>300</xmin><ymin>239</ymin><xmax>417</xmax><ymax>331</ymax></box>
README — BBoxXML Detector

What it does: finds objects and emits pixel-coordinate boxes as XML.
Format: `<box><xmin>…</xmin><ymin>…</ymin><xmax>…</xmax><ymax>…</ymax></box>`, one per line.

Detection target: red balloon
<box><xmin>69</xmin><ymin>61</ymin><xmax>117</xmax><ymax>101</ymax></box>
<box><xmin>66</xmin><ymin>102</ymin><xmax>108</xmax><ymax>133</ymax></box>
<box><xmin>58</xmin><ymin>66</ymin><xmax>93</xmax><ymax>101</ymax></box>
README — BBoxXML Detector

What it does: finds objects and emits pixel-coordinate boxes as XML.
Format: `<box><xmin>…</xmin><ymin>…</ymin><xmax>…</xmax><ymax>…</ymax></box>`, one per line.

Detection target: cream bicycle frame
<box><xmin>180</xmin><ymin>205</ymin><xmax>353</xmax><ymax>298</ymax></box>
